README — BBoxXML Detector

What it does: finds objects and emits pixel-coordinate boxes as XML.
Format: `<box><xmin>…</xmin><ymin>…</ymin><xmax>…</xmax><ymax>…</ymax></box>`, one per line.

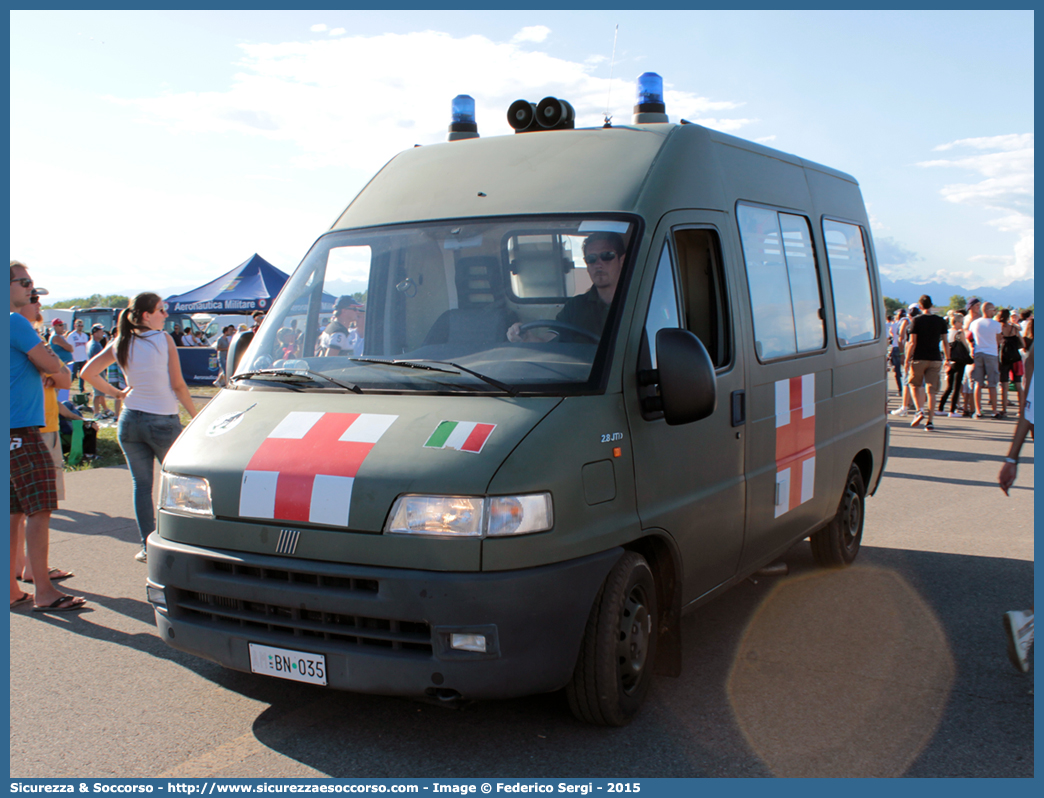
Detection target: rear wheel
<box><xmin>810</xmin><ymin>462</ymin><xmax>865</xmax><ymax>567</ymax></box>
<box><xmin>566</xmin><ymin>551</ymin><xmax>658</xmax><ymax>726</ymax></box>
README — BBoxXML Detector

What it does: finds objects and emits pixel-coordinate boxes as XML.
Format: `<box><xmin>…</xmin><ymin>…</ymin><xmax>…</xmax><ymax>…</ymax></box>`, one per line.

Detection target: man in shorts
<box><xmin>12</xmin><ymin>286</ymin><xmax>76</xmax><ymax>585</ymax></box>
<box><xmin>905</xmin><ymin>294</ymin><xmax>949</xmax><ymax>431</ymax></box>
<box><xmin>968</xmin><ymin>301</ymin><xmax>1004</xmax><ymax>418</ymax></box>
<box><xmin>10</xmin><ymin>261</ymin><xmax>86</xmax><ymax>612</ymax></box>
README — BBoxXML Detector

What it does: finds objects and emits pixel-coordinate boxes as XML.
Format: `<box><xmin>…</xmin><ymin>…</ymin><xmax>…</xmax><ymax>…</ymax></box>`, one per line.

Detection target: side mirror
<box><xmin>228</xmin><ymin>330</ymin><xmax>254</xmax><ymax>376</ymax></box>
<box><xmin>643</xmin><ymin>328</ymin><xmax>717</xmax><ymax>425</ymax></box>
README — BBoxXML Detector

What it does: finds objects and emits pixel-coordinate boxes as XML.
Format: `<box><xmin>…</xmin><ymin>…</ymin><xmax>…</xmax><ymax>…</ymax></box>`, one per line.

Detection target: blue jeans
<box><xmin>71</xmin><ymin>360</ymin><xmax>86</xmax><ymax>392</ymax></box>
<box><xmin>117</xmin><ymin>409</ymin><xmax>183</xmax><ymax>547</ymax></box>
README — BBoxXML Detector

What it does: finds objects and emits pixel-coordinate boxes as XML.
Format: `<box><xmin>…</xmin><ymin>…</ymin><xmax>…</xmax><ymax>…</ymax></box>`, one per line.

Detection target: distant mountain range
<box><xmin>880</xmin><ymin>277</ymin><xmax>1034</xmax><ymax>310</ymax></box>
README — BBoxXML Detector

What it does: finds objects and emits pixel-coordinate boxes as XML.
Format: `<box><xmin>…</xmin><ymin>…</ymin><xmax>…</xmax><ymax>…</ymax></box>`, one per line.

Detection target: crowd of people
<box><xmin>887</xmin><ymin>295</ymin><xmax>1033</xmax><ymax>429</ymax></box>
<box><xmin>886</xmin><ymin>293</ymin><xmax>1034</xmax><ymax>674</ymax></box>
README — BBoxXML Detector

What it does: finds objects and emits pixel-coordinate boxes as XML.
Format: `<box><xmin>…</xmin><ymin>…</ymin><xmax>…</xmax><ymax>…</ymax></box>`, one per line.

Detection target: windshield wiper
<box><xmin>399</xmin><ymin>359</ymin><xmax>519</xmax><ymax>397</ymax></box>
<box><xmin>351</xmin><ymin>357</ymin><xmax>518</xmax><ymax>396</ymax></box>
<box><xmin>350</xmin><ymin>357</ymin><xmax>458</xmax><ymax>375</ymax></box>
<box><xmin>232</xmin><ymin>368</ymin><xmax>363</xmax><ymax>394</ymax></box>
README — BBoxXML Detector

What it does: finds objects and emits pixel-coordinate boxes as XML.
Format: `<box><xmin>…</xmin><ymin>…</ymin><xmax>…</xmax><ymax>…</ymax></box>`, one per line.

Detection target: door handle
<box><xmin>731</xmin><ymin>390</ymin><xmax>745</xmax><ymax>427</ymax></box>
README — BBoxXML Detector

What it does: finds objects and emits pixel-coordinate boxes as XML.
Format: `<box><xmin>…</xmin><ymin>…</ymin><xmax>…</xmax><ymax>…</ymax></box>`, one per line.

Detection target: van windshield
<box><xmin>233</xmin><ymin>217</ymin><xmax>637</xmax><ymax>394</ymax></box>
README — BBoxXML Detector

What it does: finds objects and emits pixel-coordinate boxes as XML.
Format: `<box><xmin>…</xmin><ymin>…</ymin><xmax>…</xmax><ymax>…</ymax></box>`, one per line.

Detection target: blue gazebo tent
<box><xmin>166</xmin><ymin>254</ymin><xmax>288</xmax><ymax>314</ymax></box>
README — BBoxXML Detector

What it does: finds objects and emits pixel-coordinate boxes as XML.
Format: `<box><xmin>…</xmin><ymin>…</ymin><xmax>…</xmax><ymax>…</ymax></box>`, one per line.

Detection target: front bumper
<box><xmin>147</xmin><ymin>533</ymin><xmax>621</xmax><ymax>699</ymax></box>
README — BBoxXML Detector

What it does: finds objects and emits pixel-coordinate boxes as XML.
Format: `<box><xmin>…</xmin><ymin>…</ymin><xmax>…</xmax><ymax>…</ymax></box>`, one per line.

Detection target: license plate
<box><xmin>248</xmin><ymin>643</ymin><xmax>328</xmax><ymax>686</ymax></box>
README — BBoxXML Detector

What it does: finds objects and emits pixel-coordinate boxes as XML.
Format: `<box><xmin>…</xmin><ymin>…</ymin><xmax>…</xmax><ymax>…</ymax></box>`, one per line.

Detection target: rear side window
<box><xmin>737</xmin><ymin>204</ymin><xmax>825</xmax><ymax>360</ymax></box>
<box><xmin>822</xmin><ymin>220</ymin><xmax>877</xmax><ymax>346</ymax></box>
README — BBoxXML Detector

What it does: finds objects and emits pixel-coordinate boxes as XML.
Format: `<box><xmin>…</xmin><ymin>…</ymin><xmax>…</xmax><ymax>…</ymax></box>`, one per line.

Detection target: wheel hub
<box><xmin>617</xmin><ymin>589</ymin><xmax>650</xmax><ymax>692</ymax></box>
<box><xmin>842</xmin><ymin>484</ymin><xmax>862</xmax><ymax>545</ymax></box>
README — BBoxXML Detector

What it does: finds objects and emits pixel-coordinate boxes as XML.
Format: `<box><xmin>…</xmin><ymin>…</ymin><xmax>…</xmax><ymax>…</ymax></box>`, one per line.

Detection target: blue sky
<box><xmin>10</xmin><ymin>9</ymin><xmax>1034</xmax><ymax>301</ymax></box>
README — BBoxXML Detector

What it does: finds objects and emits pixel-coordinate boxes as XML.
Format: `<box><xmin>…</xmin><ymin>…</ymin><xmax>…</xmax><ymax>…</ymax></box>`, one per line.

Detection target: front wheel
<box><xmin>566</xmin><ymin>551</ymin><xmax>658</xmax><ymax>726</ymax></box>
<box><xmin>810</xmin><ymin>462</ymin><xmax>865</xmax><ymax>567</ymax></box>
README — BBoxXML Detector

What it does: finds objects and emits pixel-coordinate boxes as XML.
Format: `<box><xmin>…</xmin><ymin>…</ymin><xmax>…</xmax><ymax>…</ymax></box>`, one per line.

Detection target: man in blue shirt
<box><xmin>10</xmin><ymin>261</ymin><xmax>86</xmax><ymax>612</ymax></box>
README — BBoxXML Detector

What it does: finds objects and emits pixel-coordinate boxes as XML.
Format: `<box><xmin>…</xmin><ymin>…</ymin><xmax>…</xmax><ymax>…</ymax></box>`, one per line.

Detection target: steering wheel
<box><xmin>518</xmin><ymin>320</ymin><xmax>600</xmax><ymax>343</ymax></box>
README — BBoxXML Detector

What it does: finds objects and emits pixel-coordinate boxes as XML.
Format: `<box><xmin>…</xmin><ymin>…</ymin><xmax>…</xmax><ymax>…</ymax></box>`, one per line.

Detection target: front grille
<box><xmin>171</xmin><ymin>558</ymin><xmax>432</xmax><ymax>654</ymax></box>
<box><xmin>210</xmin><ymin>560</ymin><xmax>380</xmax><ymax>593</ymax></box>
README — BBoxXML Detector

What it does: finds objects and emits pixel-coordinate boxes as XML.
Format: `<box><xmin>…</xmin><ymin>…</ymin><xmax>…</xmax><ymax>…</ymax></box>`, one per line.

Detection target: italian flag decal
<box><xmin>424</xmin><ymin>420</ymin><xmax>496</xmax><ymax>454</ymax></box>
<box><xmin>239</xmin><ymin>411</ymin><xmax>397</xmax><ymax>527</ymax></box>
<box><xmin>774</xmin><ymin>373</ymin><xmax>816</xmax><ymax>518</ymax></box>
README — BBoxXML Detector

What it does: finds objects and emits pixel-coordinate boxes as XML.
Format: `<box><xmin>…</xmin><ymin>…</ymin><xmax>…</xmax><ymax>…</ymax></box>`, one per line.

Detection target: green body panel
<box><xmin>333</xmin><ymin>127</ymin><xmax>671</xmax><ymax>229</ymax></box>
<box><xmin>482</xmin><ymin>393</ymin><xmax>638</xmax><ymax>571</ymax></box>
<box><xmin>158</xmin><ymin>512</ymin><xmax>482</xmax><ymax>571</ymax></box>
<box><xmin>741</xmin><ymin>361</ymin><xmax>835</xmax><ymax>567</ymax></box>
<box><xmin>159</xmin><ymin>389</ymin><xmax>560</xmax><ymax>572</ymax></box>
<box><xmin>334</xmin><ymin>123</ymin><xmax>857</xmax><ymax>235</ymax></box>
<box><xmin>621</xmin><ymin>210</ymin><xmax>749</xmax><ymax>605</ymax></box>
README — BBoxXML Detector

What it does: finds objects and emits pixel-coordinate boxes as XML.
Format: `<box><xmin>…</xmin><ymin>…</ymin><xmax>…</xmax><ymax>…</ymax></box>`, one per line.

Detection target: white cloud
<box><xmin>921</xmin><ymin>268</ymin><xmax>983</xmax><ymax>286</ymax></box>
<box><xmin>21</xmin><ymin>29</ymin><xmax>756</xmax><ymax>299</ymax></box>
<box><xmin>511</xmin><ymin>25</ymin><xmax>550</xmax><ymax>44</ymax></box>
<box><xmin>329</xmin><ymin>28</ymin><xmax>345</xmax><ymax>36</ymax></box>
<box><xmin>10</xmin><ymin>158</ymin><xmax>322</xmax><ymax>300</ymax></box>
<box><xmin>932</xmin><ymin>134</ymin><xmax>1032</xmax><ymax>153</ymax></box>
<box><xmin>919</xmin><ymin>134</ymin><xmax>1034</xmax><ymax>283</ymax></box>
<box><xmin>872</xmin><ymin>236</ymin><xmax>926</xmax><ymax>282</ymax></box>
<box><xmin>107</xmin><ymin>30</ymin><xmax>755</xmax><ymax>175</ymax></box>
<box><xmin>310</xmin><ymin>24</ymin><xmax>327</xmax><ymax>33</ymax></box>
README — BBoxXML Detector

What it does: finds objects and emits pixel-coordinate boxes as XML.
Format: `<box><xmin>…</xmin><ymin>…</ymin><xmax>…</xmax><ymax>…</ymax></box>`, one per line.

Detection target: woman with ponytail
<box><xmin>81</xmin><ymin>293</ymin><xmax>197</xmax><ymax>562</ymax></box>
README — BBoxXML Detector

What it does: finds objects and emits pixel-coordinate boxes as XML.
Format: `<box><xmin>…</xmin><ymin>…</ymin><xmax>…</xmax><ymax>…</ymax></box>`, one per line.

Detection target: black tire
<box><xmin>566</xmin><ymin>551</ymin><xmax>658</xmax><ymax>726</ymax></box>
<box><xmin>810</xmin><ymin>462</ymin><xmax>865</xmax><ymax>567</ymax></box>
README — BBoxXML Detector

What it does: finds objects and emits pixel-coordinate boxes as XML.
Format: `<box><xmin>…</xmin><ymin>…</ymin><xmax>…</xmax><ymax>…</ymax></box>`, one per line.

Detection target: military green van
<box><xmin>149</xmin><ymin>76</ymin><xmax>888</xmax><ymax>726</ymax></box>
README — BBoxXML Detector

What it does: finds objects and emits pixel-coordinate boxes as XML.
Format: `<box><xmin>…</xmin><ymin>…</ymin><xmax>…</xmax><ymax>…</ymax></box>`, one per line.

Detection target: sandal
<box><xmin>32</xmin><ymin>595</ymin><xmax>87</xmax><ymax>613</ymax></box>
<box><xmin>10</xmin><ymin>592</ymin><xmax>32</xmax><ymax>609</ymax></box>
<box><xmin>19</xmin><ymin>567</ymin><xmax>74</xmax><ymax>584</ymax></box>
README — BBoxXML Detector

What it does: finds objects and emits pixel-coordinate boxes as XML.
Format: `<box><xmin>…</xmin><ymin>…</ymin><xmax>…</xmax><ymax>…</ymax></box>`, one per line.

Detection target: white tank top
<box><xmin>122</xmin><ymin>330</ymin><xmax>179</xmax><ymax>415</ymax></box>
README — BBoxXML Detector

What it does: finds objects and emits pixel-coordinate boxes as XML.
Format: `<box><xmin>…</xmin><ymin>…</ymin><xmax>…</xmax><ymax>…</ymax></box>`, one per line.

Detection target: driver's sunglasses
<box><xmin>10</xmin><ymin>277</ymin><xmax>33</xmax><ymax>288</ymax></box>
<box><xmin>584</xmin><ymin>251</ymin><xmax>618</xmax><ymax>265</ymax></box>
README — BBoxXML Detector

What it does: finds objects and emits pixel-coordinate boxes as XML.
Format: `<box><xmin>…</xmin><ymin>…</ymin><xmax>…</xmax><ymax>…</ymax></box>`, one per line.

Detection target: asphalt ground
<box><xmin>9</xmin><ymin>382</ymin><xmax>1034</xmax><ymax>778</ymax></box>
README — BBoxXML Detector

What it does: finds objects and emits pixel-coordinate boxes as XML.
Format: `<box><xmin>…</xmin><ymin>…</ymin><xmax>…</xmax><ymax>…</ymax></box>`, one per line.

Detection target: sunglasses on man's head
<box><xmin>29</xmin><ymin>295</ymin><xmax>41</xmax><ymax>304</ymax></box>
<box><xmin>10</xmin><ymin>277</ymin><xmax>33</xmax><ymax>288</ymax></box>
<box><xmin>583</xmin><ymin>251</ymin><xmax>618</xmax><ymax>265</ymax></box>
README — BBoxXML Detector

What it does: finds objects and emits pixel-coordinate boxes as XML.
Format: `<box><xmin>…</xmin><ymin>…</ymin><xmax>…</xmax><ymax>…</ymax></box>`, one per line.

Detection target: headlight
<box><xmin>385</xmin><ymin>496</ymin><xmax>483</xmax><ymax>536</ymax></box>
<box><xmin>385</xmin><ymin>493</ymin><xmax>553</xmax><ymax>538</ymax></box>
<box><xmin>159</xmin><ymin>472</ymin><xmax>213</xmax><ymax>517</ymax></box>
<box><xmin>487</xmin><ymin>494</ymin><xmax>554</xmax><ymax>536</ymax></box>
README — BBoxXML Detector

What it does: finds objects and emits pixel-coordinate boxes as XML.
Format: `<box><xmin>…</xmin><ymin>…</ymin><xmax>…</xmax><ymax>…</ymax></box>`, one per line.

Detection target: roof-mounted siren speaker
<box><xmin>507</xmin><ymin>99</ymin><xmax>537</xmax><ymax>133</ymax></box>
<box><xmin>633</xmin><ymin>72</ymin><xmax>668</xmax><ymax>124</ymax></box>
<box><xmin>535</xmin><ymin>96</ymin><xmax>575</xmax><ymax>129</ymax></box>
<box><xmin>448</xmin><ymin>94</ymin><xmax>479</xmax><ymax>141</ymax></box>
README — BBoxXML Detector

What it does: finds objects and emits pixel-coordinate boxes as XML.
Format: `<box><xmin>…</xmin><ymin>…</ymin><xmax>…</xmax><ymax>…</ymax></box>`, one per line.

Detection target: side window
<box><xmin>779</xmin><ymin>214</ymin><xmax>825</xmax><ymax>352</ymax></box>
<box><xmin>823</xmin><ymin>220</ymin><xmax>878</xmax><ymax>345</ymax></box>
<box><xmin>643</xmin><ymin>243</ymin><xmax>681</xmax><ymax>368</ymax></box>
<box><xmin>737</xmin><ymin>204</ymin><xmax>825</xmax><ymax>360</ymax></box>
<box><xmin>673</xmin><ymin>227</ymin><xmax>731</xmax><ymax>368</ymax></box>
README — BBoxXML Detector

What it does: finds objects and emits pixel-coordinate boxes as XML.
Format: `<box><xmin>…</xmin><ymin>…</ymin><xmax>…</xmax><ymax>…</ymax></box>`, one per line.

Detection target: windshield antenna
<box><xmin>603</xmin><ymin>24</ymin><xmax>619</xmax><ymax>128</ymax></box>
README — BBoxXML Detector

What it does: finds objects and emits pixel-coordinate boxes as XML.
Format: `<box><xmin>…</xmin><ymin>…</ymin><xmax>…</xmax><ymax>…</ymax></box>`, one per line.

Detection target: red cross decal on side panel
<box><xmin>775</xmin><ymin>373</ymin><xmax>816</xmax><ymax>518</ymax></box>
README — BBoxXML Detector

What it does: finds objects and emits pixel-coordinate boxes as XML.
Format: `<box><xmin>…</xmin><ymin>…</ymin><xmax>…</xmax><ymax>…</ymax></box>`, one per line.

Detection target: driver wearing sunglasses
<box><xmin>507</xmin><ymin>231</ymin><xmax>626</xmax><ymax>343</ymax></box>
